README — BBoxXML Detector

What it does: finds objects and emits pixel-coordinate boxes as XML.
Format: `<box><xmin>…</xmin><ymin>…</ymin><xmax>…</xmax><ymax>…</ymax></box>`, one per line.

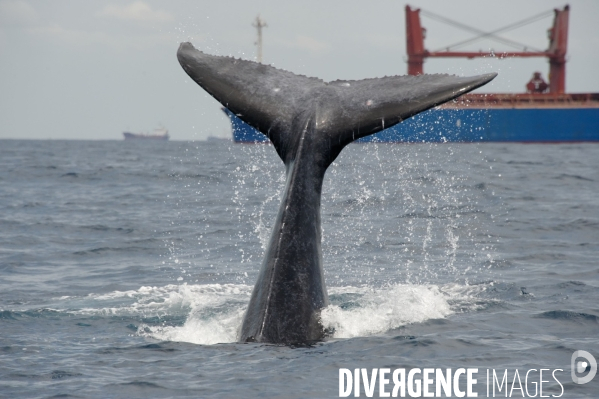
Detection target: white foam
<box><xmin>68</xmin><ymin>281</ymin><xmax>486</xmax><ymax>345</ymax></box>
<box><xmin>136</xmin><ymin>284</ymin><xmax>251</xmax><ymax>345</ymax></box>
<box><xmin>322</xmin><ymin>284</ymin><xmax>453</xmax><ymax>338</ymax></box>
<box><xmin>141</xmin><ymin>306</ymin><xmax>246</xmax><ymax>345</ymax></box>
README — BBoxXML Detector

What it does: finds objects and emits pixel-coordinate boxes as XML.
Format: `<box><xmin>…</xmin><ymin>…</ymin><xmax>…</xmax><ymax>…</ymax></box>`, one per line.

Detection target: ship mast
<box><xmin>252</xmin><ymin>15</ymin><xmax>267</xmax><ymax>63</ymax></box>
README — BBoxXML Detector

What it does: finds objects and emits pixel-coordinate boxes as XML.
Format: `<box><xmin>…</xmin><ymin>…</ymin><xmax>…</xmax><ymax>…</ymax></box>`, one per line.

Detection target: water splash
<box><xmin>322</xmin><ymin>284</ymin><xmax>452</xmax><ymax>338</ymax></box>
<box><xmin>60</xmin><ymin>281</ymin><xmax>488</xmax><ymax>345</ymax></box>
<box><xmin>322</xmin><ymin>283</ymin><xmax>486</xmax><ymax>338</ymax></box>
<box><xmin>158</xmin><ymin>142</ymin><xmax>501</xmax><ymax>344</ymax></box>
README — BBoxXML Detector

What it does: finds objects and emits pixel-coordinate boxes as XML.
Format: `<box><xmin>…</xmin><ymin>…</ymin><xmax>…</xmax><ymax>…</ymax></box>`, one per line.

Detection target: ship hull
<box><xmin>225</xmin><ymin>102</ymin><xmax>599</xmax><ymax>143</ymax></box>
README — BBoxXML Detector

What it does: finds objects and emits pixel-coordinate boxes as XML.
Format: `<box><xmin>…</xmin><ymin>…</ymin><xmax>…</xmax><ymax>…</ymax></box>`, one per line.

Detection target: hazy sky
<box><xmin>1</xmin><ymin>0</ymin><xmax>598</xmax><ymax>140</ymax></box>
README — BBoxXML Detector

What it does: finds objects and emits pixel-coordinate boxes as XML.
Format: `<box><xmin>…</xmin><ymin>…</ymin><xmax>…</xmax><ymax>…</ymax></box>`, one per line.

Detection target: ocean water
<box><xmin>0</xmin><ymin>139</ymin><xmax>598</xmax><ymax>398</ymax></box>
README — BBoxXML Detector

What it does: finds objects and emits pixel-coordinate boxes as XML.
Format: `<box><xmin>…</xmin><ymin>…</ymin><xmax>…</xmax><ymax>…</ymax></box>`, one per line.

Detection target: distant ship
<box><xmin>123</xmin><ymin>128</ymin><xmax>169</xmax><ymax>140</ymax></box>
<box><xmin>225</xmin><ymin>5</ymin><xmax>599</xmax><ymax>143</ymax></box>
<box><xmin>206</xmin><ymin>135</ymin><xmax>232</xmax><ymax>142</ymax></box>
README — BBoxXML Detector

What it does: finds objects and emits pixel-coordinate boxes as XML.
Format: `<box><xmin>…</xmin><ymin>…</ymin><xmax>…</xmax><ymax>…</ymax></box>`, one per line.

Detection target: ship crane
<box><xmin>405</xmin><ymin>4</ymin><xmax>569</xmax><ymax>93</ymax></box>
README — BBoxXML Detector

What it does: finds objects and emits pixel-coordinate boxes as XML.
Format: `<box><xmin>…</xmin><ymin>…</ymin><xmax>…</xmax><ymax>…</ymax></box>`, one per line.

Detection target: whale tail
<box><xmin>177</xmin><ymin>42</ymin><xmax>496</xmax><ymax>344</ymax></box>
<box><xmin>177</xmin><ymin>42</ymin><xmax>496</xmax><ymax>164</ymax></box>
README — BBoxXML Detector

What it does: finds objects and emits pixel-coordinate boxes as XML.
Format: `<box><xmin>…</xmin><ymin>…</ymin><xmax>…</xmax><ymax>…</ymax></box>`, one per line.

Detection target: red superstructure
<box><xmin>405</xmin><ymin>4</ymin><xmax>570</xmax><ymax>93</ymax></box>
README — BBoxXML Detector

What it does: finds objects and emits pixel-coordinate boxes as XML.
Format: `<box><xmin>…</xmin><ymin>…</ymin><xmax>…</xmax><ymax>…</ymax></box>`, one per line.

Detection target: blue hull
<box><xmin>224</xmin><ymin>107</ymin><xmax>599</xmax><ymax>143</ymax></box>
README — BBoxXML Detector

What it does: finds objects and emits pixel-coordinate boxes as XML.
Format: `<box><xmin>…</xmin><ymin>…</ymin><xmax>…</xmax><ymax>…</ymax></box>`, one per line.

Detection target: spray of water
<box><xmin>159</xmin><ymin>138</ymin><xmax>501</xmax><ymax>344</ymax></box>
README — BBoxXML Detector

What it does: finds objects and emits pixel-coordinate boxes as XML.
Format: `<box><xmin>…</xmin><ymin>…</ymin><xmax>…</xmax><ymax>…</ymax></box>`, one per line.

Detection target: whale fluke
<box><xmin>177</xmin><ymin>42</ymin><xmax>496</xmax><ymax>344</ymax></box>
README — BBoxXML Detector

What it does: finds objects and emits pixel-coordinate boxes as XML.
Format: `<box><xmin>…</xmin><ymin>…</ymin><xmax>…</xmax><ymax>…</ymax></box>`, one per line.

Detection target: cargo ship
<box><xmin>226</xmin><ymin>5</ymin><xmax>599</xmax><ymax>143</ymax></box>
<box><xmin>123</xmin><ymin>128</ymin><xmax>169</xmax><ymax>140</ymax></box>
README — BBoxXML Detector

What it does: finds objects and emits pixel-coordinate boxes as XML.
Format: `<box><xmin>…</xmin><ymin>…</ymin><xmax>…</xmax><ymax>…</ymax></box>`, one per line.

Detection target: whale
<box><xmin>177</xmin><ymin>42</ymin><xmax>496</xmax><ymax>344</ymax></box>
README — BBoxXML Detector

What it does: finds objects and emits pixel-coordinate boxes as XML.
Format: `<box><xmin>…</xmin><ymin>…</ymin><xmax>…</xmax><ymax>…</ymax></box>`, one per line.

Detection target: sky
<box><xmin>1</xmin><ymin>0</ymin><xmax>598</xmax><ymax>141</ymax></box>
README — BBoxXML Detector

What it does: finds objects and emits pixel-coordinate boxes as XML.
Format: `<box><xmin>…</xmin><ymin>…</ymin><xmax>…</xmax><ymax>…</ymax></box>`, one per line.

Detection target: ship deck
<box><xmin>443</xmin><ymin>93</ymin><xmax>599</xmax><ymax>109</ymax></box>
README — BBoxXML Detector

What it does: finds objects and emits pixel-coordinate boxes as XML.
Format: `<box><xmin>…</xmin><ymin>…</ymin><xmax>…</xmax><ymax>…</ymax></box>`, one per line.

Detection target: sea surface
<box><xmin>0</xmin><ymin>139</ymin><xmax>598</xmax><ymax>398</ymax></box>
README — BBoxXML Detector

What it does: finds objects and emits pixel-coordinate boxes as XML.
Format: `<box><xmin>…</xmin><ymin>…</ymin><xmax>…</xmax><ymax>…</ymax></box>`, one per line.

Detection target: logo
<box><xmin>571</xmin><ymin>350</ymin><xmax>597</xmax><ymax>385</ymax></box>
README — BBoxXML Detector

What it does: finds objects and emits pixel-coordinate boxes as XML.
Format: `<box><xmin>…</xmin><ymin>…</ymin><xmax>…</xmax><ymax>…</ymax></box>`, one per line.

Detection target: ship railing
<box><xmin>441</xmin><ymin>92</ymin><xmax>599</xmax><ymax>108</ymax></box>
